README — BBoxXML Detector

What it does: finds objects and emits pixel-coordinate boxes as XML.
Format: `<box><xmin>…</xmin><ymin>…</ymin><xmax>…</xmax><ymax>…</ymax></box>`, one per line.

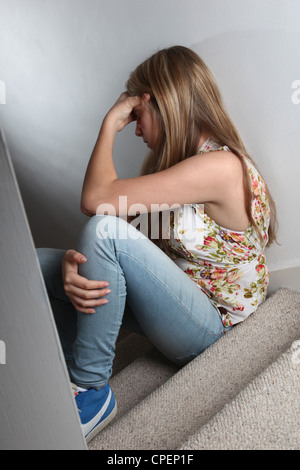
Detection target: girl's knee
<box><xmin>79</xmin><ymin>216</ymin><xmax>129</xmax><ymax>254</ymax></box>
<box><xmin>80</xmin><ymin>215</ymin><xmax>120</xmax><ymax>241</ymax></box>
<box><xmin>78</xmin><ymin>215</ymin><xmax>144</xmax><ymax>251</ymax></box>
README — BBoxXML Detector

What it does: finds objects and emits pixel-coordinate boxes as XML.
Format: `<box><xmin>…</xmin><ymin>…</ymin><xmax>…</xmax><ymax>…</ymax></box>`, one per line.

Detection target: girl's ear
<box><xmin>142</xmin><ymin>93</ymin><xmax>151</xmax><ymax>103</ymax></box>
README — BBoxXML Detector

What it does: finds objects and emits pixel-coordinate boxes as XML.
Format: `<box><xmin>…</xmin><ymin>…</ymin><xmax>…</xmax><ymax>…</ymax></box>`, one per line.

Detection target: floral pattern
<box><xmin>166</xmin><ymin>138</ymin><xmax>270</xmax><ymax>326</ymax></box>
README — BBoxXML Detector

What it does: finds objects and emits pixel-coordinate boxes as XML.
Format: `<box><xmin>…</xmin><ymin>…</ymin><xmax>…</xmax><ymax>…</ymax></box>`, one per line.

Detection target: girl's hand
<box><xmin>62</xmin><ymin>249</ymin><xmax>111</xmax><ymax>314</ymax></box>
<box><xmin>104</xmin><ymin>92</ymin><xmax>142</xmax><ymax>133</ymax></box>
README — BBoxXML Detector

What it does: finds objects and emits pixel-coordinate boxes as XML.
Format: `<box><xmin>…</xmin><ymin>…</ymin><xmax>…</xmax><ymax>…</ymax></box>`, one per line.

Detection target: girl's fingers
<box><xmin>66</xmin><ymin>283</ymin><xmax>111</xmax><ymax>300</ymax></box>
<box><xmin>65</xmin><ymin>249</ymin><xmax>86</xmax><ymax>264</ymax></box>
<box><xmin>64</xmin><ymin>272</ymin><xmax>109</xmax><ymax>291</ymax></box>
<box><xmin>77</xmin><ymin>277</ymin><xmax>110</xmax><ymax>290</ymax></box>
<box><xmin>70</xmin><ymin>293</ymin><xmax>109</xmax><ymax>313</ymax></box>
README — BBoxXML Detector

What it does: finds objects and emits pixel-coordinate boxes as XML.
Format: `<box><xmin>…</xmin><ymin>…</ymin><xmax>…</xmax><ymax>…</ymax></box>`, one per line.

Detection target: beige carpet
<box><xmin>179</xmin><ymin>343</ymin><xmax>300</xmax><ymax>450</ymax></box>
<box><xmin>88</xmin><ymin>288</ymin><xmax>300</xmax><ymax>450</ymax></box>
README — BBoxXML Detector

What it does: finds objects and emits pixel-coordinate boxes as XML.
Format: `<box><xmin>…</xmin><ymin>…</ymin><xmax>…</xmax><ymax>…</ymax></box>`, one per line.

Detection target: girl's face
<box><xmin>133</xmin><ymin>94</ymin><xmax>156</xmax><ymax>150</ymax></box>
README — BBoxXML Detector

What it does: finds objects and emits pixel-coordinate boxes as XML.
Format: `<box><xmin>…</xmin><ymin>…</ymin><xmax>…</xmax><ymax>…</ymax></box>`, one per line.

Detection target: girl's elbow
<box><xmin>81</xmin><ymin>196</ymin><xmax>118</xmax><ymax>217</ymax></box>
<box><xmin>81</xmin><ymin>205</ymin><xmax>95</xmax><ymax>217</ymax></box>
<box><xmin>80</xmin><ymin>197</ymin><xmax>96</xmax><ymax>217</ymax></box>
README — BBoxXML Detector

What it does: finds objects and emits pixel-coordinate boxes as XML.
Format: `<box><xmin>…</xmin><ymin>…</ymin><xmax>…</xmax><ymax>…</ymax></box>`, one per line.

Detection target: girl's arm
<box><xmin>81</xmin><ymin>94</ymin><xmax>242</xmax><ymax>222</ymax></box>
<box><xmin>81</xmin><ymin>93</ymin><xmax>142</xmax><ymax>216</ymax></box>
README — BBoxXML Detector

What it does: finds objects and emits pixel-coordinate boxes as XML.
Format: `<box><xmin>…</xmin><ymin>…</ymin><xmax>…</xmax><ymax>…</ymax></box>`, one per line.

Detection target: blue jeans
<box><xmin>37</xmin><ymin>215</ymin><xmax>231</xmax><ymax>390</ymax></box>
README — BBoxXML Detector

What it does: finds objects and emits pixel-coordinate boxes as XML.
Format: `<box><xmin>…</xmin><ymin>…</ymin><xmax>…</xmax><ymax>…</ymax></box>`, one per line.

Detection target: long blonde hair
<box><xmin>126</xmin><ymin>46</ymin><xmax>277</xmax><ymax>246</ymax></box>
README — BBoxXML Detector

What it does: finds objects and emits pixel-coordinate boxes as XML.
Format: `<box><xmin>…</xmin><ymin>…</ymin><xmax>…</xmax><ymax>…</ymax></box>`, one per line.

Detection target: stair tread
<box><xmin>89</xmin><ymin>288</ymin><xmax>300</xmax><ymax>450</ymax></box>
<box><xmin>179</xmin><ymin>343</ymin><xmax>300</xmax><ymax>450</ymax></box>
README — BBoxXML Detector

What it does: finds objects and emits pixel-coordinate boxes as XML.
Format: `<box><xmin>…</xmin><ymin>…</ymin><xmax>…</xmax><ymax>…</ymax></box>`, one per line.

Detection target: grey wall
<box><xmin>0</xmin><ymin>0</ymin><xmax>299</xmax><ymax>269</ymax></box>
<box><xmin>0</xmin><ymin>129</ymin><xmax>86</xmax><ymax>450</ymax></box>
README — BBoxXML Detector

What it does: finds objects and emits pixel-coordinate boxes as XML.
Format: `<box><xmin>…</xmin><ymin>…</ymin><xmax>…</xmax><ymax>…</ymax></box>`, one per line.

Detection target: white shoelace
<box><xmin>71</xmin><ymin>382</ymin><xmax>88</xmax><ymax>413</ymax></box>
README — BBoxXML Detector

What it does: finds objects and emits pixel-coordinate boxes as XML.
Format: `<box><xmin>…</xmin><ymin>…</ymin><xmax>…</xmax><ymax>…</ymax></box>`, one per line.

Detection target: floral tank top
<box><xmin>166</xmin><ymin>138</ymin><xmax>271</xmax><ymax>327</ymax></box>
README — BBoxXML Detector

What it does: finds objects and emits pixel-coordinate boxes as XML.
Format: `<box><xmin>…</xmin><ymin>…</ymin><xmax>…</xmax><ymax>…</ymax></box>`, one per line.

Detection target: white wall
<box><xmin>0</xmin><ymin>0</ymin><xmax>299</xmax><ymax>272</ymax></box>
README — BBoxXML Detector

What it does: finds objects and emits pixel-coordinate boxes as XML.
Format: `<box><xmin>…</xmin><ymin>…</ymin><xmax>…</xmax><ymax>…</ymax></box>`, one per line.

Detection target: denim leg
<box><xmin>36</xmin><ymin>247</ymin><xmax>77</xmax><ymax>369</ymax></box>
<box><xmin>36</xmin><ymin>247</ymin><xmax>144</xmax><ymax>376</ymax></box>
<box><xmin>69</xmin><ymin>215</ymin><xmax>227</xmax><ymax>391</ymax></box>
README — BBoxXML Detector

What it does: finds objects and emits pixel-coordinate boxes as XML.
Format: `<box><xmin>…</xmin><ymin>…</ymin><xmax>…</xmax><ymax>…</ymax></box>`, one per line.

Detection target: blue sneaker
<box><xmin>74</xmin><ymin>384</ymin><xmax>117</xmax><ymax>443</ymax></box>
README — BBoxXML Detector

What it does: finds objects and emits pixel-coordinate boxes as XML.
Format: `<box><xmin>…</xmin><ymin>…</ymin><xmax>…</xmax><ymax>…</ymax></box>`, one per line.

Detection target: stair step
<box><xmin>179</xmin><ymin>342</ymin><xmax>300</xmax><ymax>450</ymax></box>
<box><xmin>111</xmin><ymin>348</ymin><xmax>178</xmax><ymax>420</ymax></box>
<box><xmin>88</xmin><ymin>348</ymin><xmax>178</xmax><ymax>450</ymax></box>
<box><xmin>112</xmin><ymin>331</ymin><xmax>154</xmax><ymax>377</ymax></box>
<box><xmin>89</xmin><ymin>288</ymin><xmax>300</xmax><ymax>450</ymax></box>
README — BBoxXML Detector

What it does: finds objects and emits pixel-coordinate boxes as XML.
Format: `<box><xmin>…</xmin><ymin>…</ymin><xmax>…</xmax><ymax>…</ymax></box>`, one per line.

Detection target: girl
<box><xmin>38</xmin><ymin>46</ymin><xmax>276</xmax><ymax>442</ymax></box>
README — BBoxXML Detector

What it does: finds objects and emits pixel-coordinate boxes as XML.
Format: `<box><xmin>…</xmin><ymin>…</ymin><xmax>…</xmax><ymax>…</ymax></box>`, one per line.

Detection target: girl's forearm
<box><xmin>81</xmin><ymin>118</ymin><xmax>118</xmax><ymax>215</ymax></box>
<box><xmin>80</xmin><ymin>93</ymin><xmax>141</xmax><ymax>215</ymax></box>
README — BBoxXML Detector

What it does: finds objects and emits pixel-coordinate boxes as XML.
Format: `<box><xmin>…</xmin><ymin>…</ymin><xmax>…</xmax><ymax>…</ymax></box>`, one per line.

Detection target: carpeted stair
<box><xmin>88</xmin><ymin>288</ymin><xmax>300</xmax><ymax>450</ymax></box>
